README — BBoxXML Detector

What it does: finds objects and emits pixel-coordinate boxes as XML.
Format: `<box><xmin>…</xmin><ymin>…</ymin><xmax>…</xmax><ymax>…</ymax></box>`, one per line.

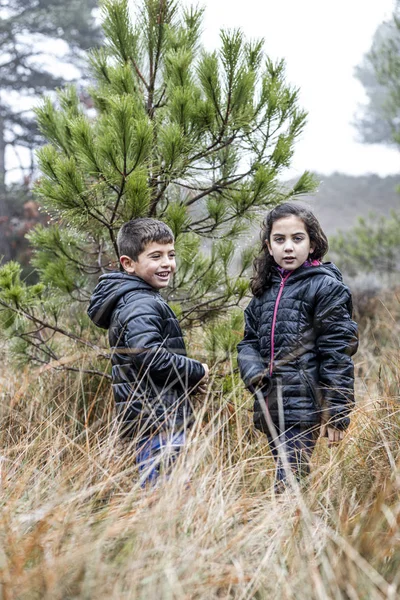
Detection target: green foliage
<box><xmin>0</xmin><ymin>262</ymin><xmax>45</xmax><ymax>344</ymax></box>
<box><xmin>0</xmin><ymin>259</ymin><xmax>106</xmax><ymax>367</ymax></box>
<box><xmin>329</xmin><ymin>211</ymin><xmax>400</xmax><ymax>276</ymax></box>
<box><xmin>205</xmin><ymin>309</ymin><xmax>244</xmax><ymax>362</ymax></box>
<box><xmin>101</xmin><ymin>0</ymin><xmax>138</xmax><ymax>61</ymax></box>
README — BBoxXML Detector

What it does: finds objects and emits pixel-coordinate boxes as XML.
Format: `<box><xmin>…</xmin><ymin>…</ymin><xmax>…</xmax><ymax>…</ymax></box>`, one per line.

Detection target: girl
<box><xmin>237</xmin><ymin>203</ymin><xmax>358</xmax><ymax>488</ymax></box>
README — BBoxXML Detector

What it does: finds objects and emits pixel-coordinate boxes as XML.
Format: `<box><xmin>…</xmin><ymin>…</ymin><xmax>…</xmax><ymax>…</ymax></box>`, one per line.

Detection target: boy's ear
<box><xmin>120</xmin><ymin>255</ymin><xmax>136</xmax><ymax>274</ymax></box>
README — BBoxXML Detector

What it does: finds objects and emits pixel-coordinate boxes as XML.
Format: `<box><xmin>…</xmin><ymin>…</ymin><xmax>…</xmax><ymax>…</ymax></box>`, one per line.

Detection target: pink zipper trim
<box><xmin>269</xmin><ymin>272</ymin><xmax>291</xmax><ymax>376</ymax></box>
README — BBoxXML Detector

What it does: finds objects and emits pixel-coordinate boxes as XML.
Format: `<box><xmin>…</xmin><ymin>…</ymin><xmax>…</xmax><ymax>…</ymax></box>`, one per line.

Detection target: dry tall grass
<box><xmin>0</xmin><ymin>291</ymin><xmax>399</xmax><ymax>600</ymax></box>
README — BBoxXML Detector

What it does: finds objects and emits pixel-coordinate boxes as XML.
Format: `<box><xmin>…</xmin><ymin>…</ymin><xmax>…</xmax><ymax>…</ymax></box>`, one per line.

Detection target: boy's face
<box><xmin>120</xmin><ymin>241</ymin><xmax>176</xmax><ymax>289</ymax></box>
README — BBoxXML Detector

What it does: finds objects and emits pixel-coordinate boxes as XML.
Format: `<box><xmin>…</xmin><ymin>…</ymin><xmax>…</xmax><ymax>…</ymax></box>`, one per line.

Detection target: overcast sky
<box><xmin>7</xmin><ymin>0</ymin><xmax>399</xmax><ymax>182</ymax></box>
<box><xmin>181</xmin><ymin>0</ymin><xmax>399</xmax><ymax>177</ymax></box>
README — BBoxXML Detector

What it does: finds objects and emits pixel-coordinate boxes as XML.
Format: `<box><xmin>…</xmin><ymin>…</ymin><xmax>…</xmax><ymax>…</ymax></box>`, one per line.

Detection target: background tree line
<box><xmin>0</xmin><ymin>0</ymin><xmax>101</xmax><ymax>264</ymax></box>
<box><xmin>331</xmin><ymin>0</ymin><xmax>400</xmax><ymax>276</ymax></box>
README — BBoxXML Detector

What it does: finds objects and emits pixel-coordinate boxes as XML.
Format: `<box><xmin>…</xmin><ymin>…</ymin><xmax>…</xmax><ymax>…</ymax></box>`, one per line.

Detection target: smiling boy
<box><xmin>88</xmin><ymin>218</ymin><xmax>208</xmax><ymax>485</ymax></box>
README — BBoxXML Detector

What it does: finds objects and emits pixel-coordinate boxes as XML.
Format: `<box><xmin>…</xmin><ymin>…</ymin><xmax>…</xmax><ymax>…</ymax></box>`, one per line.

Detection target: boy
<box><xmin>88</xmin><ymin>218</ymin><xmax>208</xmax><ymax>485</ymax></box>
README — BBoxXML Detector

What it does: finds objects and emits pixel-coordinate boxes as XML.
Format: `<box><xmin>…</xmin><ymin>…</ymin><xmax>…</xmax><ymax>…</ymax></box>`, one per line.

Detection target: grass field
<box><xmin>0</xmin><ymin>290</ymin><xmax>399</xmax><ymax>599</ymax></box>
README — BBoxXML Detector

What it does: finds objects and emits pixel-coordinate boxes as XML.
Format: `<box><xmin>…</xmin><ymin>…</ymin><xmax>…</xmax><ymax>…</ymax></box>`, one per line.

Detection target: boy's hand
<box><xmin>327</xmin><ymin>426</ymin><xmax>344</xmax><ymax>447</ymax></box>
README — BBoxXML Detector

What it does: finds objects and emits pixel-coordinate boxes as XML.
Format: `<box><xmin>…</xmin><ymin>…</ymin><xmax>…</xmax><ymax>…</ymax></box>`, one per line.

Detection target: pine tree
<box><xmin>0</xmin><ymin>0</ymin><xmax>317</xmax><ymax>367</ymax></box>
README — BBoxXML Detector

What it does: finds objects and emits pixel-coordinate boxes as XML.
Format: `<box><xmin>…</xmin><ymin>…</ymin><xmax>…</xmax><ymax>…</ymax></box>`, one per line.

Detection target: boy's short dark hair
<box><xmin>117</xmin><ymin>218</ymin><xmax>174</xmax><ymax>260</ymax></box>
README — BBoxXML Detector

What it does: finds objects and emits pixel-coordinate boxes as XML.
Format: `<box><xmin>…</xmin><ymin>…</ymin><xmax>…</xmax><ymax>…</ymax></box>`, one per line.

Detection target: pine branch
<box><xmin>149</xmin><ymin>178</ymin><xmax>170</xmax><ymax>216</ymax></box>
<box><xmin>153</xmin><ymin>85</ymin><xmax>167</xmax><ymax>111</ymax></box>
<box><xmin>188</xmin><ymin>132</ymin><xmax>238</xmax><ymax>165</ymax></box>
<box><xmin>130</xmin><ymin>58</ymin><xmax>150</xmax><ymax>91</ymax></box>
<box><xmin>60</xmin><ymin>366</ymin><xmax>112</xmax><ymax>379</ymax></box>
<box><xmin>19</xmin><ymin>331</ymin><xmax>59</xmax><ymax>362</ymax></box>
<box><xmin>110</xmin><ymin>139</ymin><xmax>127</xmax><ymax>225</ymax></box>
<box><xmin>179</xmin><ymin>298</ymin><xmax>240</xmax><ymax>323</ymax></box>
<box><xmin>39</xmin><ymin>241</ymin><xmax>104</xmax><ymax>275</ymax></box>
<box><xmin>185</xmin><ymin>168</ymin><xmax>252</xmax><ymax>207</ymax></box>
<box><xmin>148</xmin><ymin>1</ymin><xmax>164</xmax><ymax>111</ymax></box>
<box><xmin>0</xmin><ymin>298</ymin><xmax>107</xmax><ymax>355</ymax></box>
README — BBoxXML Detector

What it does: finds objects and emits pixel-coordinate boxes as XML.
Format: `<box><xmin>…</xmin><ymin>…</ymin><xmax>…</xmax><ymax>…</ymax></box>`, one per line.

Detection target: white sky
<box><xmin>7</xmin><ymin>0</ymin><xmax>399</xmax><ymax>181</ymax></box>
<box><xmin>181</xmin><ymin>0</ymin><xmax>399</xmax><ymax>177</ymax></box>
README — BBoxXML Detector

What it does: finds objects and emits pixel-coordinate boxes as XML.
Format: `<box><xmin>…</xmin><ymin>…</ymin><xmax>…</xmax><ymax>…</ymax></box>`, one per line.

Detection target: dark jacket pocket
<box><xmin>300</xmin><ymin>369</ymin><xmax>322</xmax><ymax>417</ymax></box>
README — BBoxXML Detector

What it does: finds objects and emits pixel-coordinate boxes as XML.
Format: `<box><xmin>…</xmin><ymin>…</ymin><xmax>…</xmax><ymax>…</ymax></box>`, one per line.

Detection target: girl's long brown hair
<box><xmin>251</xmin><ymin>203</ymin><xmax>329</xmax><ymax>297</ymax></box>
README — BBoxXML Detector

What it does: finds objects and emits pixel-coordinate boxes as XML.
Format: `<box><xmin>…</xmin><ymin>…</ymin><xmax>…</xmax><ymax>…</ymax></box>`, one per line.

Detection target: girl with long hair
<box><xmin>237</xmin><ymin>203</ymin><xmax>358</xmax><ymax>490</ymax></box>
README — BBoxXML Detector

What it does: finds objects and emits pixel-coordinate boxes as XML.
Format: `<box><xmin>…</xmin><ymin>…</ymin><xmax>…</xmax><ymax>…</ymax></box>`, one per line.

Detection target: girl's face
<box><xmin>267</xmin><ymin>215</ymin><xmax>314</xmax><ymax>271</ymax></box>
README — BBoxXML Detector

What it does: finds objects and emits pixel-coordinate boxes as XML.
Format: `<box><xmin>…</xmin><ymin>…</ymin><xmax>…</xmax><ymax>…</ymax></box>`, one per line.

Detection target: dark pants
<box><xmin>136</xmin><ymin>431</ymin><xmax>186</xmax><ymax>487</ymax></box>
<box><xmin>268</xmin><ymin>424</ymin><xmax>319</xmax><ymax>488</ymax></box>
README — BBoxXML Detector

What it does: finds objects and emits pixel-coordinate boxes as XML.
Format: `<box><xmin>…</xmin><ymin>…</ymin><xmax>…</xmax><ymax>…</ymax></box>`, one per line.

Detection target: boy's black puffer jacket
<box><xmin>88</xmin><ymin>273</ymin><xmax>205</xmax><ymax>437</ymax></box>
<box><xmin>237</xmin><ymin>263</ymin><xmax>358</xmax><ymax>433</ymax></box>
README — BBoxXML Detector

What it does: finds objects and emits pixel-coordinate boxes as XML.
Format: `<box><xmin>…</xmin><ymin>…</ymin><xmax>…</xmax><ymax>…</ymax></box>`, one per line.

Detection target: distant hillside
<box><xmin>235</xmin><ymin>173</ymin><xmax>400</xmax><ymax>260</ymax></box>
<box><xmin>293</xmin><ymin>172</ymin><xmax>400</xmax><ymax>236</ymax></box>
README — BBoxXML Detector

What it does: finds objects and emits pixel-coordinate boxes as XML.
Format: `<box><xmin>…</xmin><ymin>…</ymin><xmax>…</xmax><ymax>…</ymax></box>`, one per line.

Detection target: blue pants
<box><xmin>268</xmin><ymin>425</ymin><xmax>319</xmax><ymax>487</ymax></box>
<box><xmin>136</xmin><ymin>431</ymin><xmax>186</xmax><ymax>487</ymax></box>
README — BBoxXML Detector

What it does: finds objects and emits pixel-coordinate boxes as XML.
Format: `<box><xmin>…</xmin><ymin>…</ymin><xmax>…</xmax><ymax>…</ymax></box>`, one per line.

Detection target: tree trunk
<box><xmin>0</xmin><ymin>113</ymin><xmax>11</xmax><ymax>263</ymax></box>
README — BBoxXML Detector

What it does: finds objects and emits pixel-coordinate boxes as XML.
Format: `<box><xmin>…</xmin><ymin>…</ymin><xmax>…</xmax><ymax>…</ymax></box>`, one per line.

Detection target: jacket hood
<box><xmin>272</xmin><ymin>262</ymin><xmax>344</xmax><ymax>284</ymax></box>
<box><xmin>87</xmin><ymin>272</ymin><xmax>156</xmax><ymax>329</ymax></box>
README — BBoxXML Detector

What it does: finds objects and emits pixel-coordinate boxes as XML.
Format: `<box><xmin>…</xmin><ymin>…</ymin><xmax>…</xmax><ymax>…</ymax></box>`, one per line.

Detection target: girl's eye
<box><xmin>294</xmin><ymin>236</ymin><xmax>304</xmax><ymax>242</ymax></box>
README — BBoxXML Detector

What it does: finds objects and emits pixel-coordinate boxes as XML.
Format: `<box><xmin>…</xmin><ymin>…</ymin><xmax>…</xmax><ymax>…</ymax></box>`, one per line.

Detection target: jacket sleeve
<box><xmin>121</xmin><ymin>299</ymin><xmax>205</xmax><ymax>388</ymax></box>
<box><xmin>314</xmin><ymin>279</ymin><xmax>358</xmax><ymax>430</ymax></box>
<box><xmin>237</xmin><ymin>298</ymin><xmax>271</xmax><ymax>392</ymax></box>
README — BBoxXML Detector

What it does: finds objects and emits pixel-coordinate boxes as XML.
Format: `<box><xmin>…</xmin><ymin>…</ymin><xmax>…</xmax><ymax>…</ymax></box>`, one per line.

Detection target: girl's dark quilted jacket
<box><xmin>88</xmin><ymin>273</ymin><xmax>205</xmax><ymax>436</ymax></box>
<box><xmin>237</xmin><ymin>263</ymin><xmax>358</xmax><ymax>433</ymax></box>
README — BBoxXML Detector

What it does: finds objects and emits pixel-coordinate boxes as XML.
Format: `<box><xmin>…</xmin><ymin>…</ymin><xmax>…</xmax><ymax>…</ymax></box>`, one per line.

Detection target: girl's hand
<box><xmin>201</xmin><ymin>363</ymin><xmax>209</xmax><ymax>382</ymax></box>
<box><xmin>196</xmin><ymin>363</ymin><xmax>209</xmax><ymax>395</ymax></box>
<box><xmin>327</xmin><ymin>426</ymin><xmax>344</xmax><ymax>446</ymax></box>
